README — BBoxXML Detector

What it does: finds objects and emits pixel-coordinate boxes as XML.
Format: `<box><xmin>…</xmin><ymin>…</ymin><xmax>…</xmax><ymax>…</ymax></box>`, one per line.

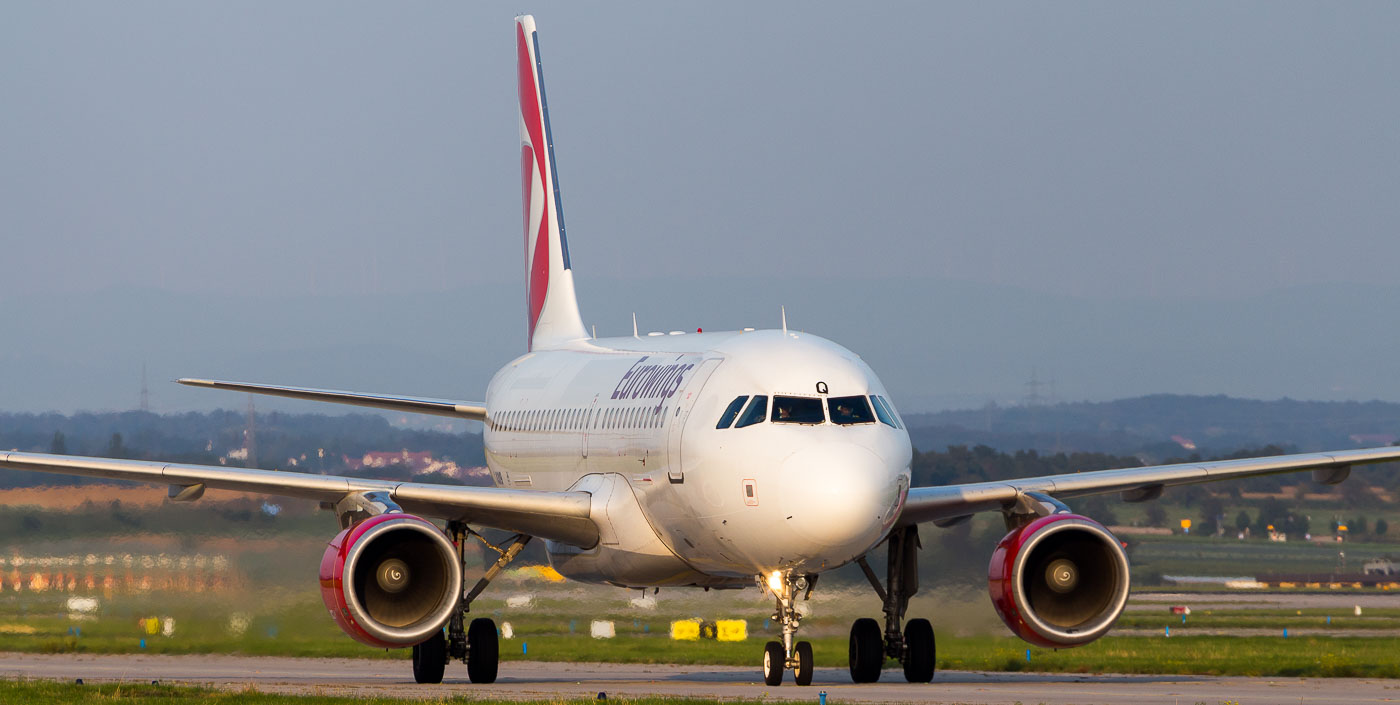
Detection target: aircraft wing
<box><xmin>0</xmin><ymin>451</ymin><xmax>597</xmax><ymax>547</ymax></box>
<box><xmin>898</xmin><ymin>446</ymin><xmax>1400</xmax><ymax>527</ymax></box>
<box><xmin>177</xmin><ymin>378</ymin><xmax>487</xmax><ymax>421</ymax></box>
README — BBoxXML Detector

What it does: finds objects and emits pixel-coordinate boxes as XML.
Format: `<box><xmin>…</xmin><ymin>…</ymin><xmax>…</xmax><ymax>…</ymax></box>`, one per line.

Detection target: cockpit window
<box><xmin>716</xmin><ymin>396</ymin><xmax>749</xmax><ymax>429</ymax></box>
<box><xmin>870</xmin><ymin>395</ymin><xmax>897</xmax><ymax>428</ymax></box>
<box><xmin>828</xmin><ymin>395</ymin><xmax>875</xmax><ymax>425</ymax></box>
<box><xmin>734</xmin><ymin>395</ymin><xmax>768</xmax><ymax>428</ymax></box>
<box><xmin>871</xmin><ymin>395</ymin><xmax>902</xmax><ymax>429</ymax></box>
<box><xmin>772</xmin><ymin>396</ymin><xmax>825</xmax><ymax>424</ymax></box>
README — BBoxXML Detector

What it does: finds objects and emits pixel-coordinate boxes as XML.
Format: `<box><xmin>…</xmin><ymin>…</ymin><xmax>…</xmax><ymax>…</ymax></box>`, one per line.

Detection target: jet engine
<box><xmin>319</xmin><ymin>513</ymin><xmax>462</xmax><ymax>648</ymax></box>
<box><xmin>987</xmin><ymin>514</ymin><xmax>1130</xmax><ymax>648</ymax></box>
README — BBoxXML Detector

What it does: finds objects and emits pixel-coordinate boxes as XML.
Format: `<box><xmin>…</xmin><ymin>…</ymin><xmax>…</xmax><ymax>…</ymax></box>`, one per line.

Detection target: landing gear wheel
<box><xmin>466</xmin><ymin>617</ymin><xmax>499</xmax><ymax>684</ymax></box>
<box><xmin>902</xmin><ymin>618</ymin><xmax>935</xmax><ymax>683</ymax></box>
<box><xmin>793</xmin><ymin>640</ymin><xmax>814</xmax><ymax>686</ymax></box>
<box><xmin>412</xmin><ymin>630</ymin><xmax>446</xmax><ymax>684</ymax></box>
<box><xmin>848</xmin><ymin>617</ymin><xmax>883</xmax><ymax>683</ymax></box>
<box><xmin>762</xmin><ymin>640</ymin><xmax>785</xmax><ymax>686</ymax></box>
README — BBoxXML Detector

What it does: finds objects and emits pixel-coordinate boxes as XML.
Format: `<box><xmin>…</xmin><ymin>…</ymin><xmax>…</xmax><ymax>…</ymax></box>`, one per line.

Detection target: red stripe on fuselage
<box><xmin>517</xmin><ymin>23</ymin><xmax>550</xmax><ymax>349</ymax></box>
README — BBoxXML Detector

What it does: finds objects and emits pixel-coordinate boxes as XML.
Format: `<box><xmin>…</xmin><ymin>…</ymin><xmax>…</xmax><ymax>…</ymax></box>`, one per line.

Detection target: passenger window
<box><xmin>829</xmin><ymin>395</ymin><xmax>875</xmax><ymax>425</ymax></box>
<box><xmin>772</xmin><ymin>396</ymin><xmax>824</xmax><ymax>424</ymax></box>
<box><xmin>734</xmin><ymin>395</ymin><xmax>768</xmax><ymax>428</ymax></box>
<box><xmin>716</xmin><ymin>396</ymin><xmax>750</xmax><ymax>429</ymax></box>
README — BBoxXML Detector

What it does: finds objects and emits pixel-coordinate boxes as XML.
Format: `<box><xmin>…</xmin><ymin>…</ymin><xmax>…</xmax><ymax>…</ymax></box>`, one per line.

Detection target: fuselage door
<box><xmin>582</xmin><ymin>395</ymin><xmax>599</xmax><ymax>459</ymax></box>
<box><xmin>666</xmin><ymin>358</ymin><xmax>723</xmax><ymax>483</ymax></box>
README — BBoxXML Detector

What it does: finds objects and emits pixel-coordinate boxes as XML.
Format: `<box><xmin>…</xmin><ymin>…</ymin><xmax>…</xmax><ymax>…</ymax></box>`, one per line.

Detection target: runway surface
<box><xmin>1</xmin><ymin>653</ymin><xmax>1393</xmax><ymax>704</ymax></box>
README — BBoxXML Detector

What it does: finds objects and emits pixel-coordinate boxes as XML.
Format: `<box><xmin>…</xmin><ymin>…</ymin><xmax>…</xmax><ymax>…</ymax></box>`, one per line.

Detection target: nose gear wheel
<box><xmin>756</xmin><ymin>571</ymin><xmax>818</xmax><ymax>686</ymax></box>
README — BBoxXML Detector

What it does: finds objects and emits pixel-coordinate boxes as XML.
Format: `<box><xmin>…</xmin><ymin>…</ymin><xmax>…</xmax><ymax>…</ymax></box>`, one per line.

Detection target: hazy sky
<box><xmin>3</xmin><ymin>2</ymin><xmax>1399</xmax><ymax>413</ymax></box>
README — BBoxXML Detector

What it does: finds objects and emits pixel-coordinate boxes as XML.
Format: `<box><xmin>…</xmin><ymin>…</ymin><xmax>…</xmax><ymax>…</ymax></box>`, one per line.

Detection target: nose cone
<box><xmin>779</xmin><ymin>443</ymin><xmax>905</xmax><ymax>560</ymax></box>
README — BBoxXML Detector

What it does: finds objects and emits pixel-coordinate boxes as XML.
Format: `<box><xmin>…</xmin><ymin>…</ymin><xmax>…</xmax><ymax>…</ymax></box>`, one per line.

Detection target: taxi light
<box><xmin>767</xmin><ymin>570</ymin><xmax>784</xmax><ymax>593</ymax></box>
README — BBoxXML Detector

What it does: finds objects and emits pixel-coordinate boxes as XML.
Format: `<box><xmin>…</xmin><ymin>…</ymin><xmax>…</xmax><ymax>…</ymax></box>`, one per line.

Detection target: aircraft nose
<box><xmin>779</xmin><ymin>443</ymin><xmax>903</xmax><ymax>555</ymax></box>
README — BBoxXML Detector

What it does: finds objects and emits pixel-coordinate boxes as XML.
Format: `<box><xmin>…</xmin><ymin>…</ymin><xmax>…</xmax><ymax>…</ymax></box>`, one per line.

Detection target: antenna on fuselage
<box><xmin>781</xmin><ymin>306</ymin><xmax>788</xmax><ymax>335</ymax></box>
<box><xmin>591</xmin><ymin>324</ymin><xmax>597</xmax><ymax>339</ymax></box>
<box><xmin>632</xmin><ymin>313</ymin><xmax>639</xmax><ymax>338</ymax></box>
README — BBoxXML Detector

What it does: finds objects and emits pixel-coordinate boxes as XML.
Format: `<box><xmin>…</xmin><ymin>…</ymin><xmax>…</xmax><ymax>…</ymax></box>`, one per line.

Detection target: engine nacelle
<box><xmin>319</xmin><ymin>513</ymin><xmax>462</xmax><ymax>648</ymax></box>
<box><xmin>988</xmin><ymin>514</ymin><xmax>1130</xmax><ymax>648</ymax></box>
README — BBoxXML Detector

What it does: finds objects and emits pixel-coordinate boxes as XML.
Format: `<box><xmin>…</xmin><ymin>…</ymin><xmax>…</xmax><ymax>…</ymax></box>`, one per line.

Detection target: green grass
<box><xmin>972</xmin><ymin>636</ymin><xmax>1400</xmax><ymax>678</ymax></box>
<box><xmin>6</xmin><ymin>516</ymin><xmax>1400</xmax><ymax>683</ymax></box>
<box><xmin>1116</xmin><ymin>607</ymin><xmax>1400</xmax><ymax>630</ymax></box>
<box><xmin>6</xmin><ymin>586</ymin><xmax>1400</xmax><ymax>679</ymax></box>
<box><xmin>491</xmin><ymin>634</ymin><xmax>1400</xmax><ymax>677</ymax></box>
<box><xmin>0</xmin><ymin>680</ymin><xmax>748</xmax><ymax>704</ymax></box>
<box><xmin>5</xmin><ymin>633</ymin><xmax>1399</xmax><ymax>680</ymax></box>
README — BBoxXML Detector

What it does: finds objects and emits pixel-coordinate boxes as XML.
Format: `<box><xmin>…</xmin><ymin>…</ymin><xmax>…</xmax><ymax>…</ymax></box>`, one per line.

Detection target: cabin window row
<box><xmin>715</xmin><ymin>394</ymin><xmax>903</xmax><ymax>429</ymax></box>
<box><xmin>490</xmin><ymin>405</ymin><xmax>669</xmax><ymax>432</ymax></box>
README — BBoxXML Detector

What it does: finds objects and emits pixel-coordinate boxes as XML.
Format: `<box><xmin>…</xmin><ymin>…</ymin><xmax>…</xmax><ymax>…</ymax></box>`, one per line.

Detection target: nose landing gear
<box><xmin>851</xmin><ymin>525</ymin><xmax>935</xmax><ymax>683</ymax></box>
<box><xmin>758</xmin><ymin>571</ymin><xmax>817</xmax><ymax>686</ymax></box>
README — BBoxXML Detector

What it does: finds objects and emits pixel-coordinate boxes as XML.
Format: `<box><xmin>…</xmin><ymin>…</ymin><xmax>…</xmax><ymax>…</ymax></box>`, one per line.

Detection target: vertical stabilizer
<box><xmin>517</xmin><ymin>15</ymin><xmax>588</xmax><ymax>351</ymax></box>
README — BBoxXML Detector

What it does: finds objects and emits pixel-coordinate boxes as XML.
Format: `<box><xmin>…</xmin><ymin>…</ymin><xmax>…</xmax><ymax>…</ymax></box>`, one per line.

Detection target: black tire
<box><xmin>848</xmin><ymin>617</ymin><xmax>883</xmax><ymax>683</ymax></box>
<box><xmin>412</xmin><ymin>630</ymin><xmax>446</xmax><ymax>684</ymax></box>
<box><xmin>466</xmin><ymin>617</ymin><xmax>499</xmax><ymax>684</ymax></box>
<box><xmin>762</xmin><ymin>640</ymin><xmax>785</xmax><ymax>686</ymax></box>
<box><xmin>902</xmin><ymin>618</ymin><xmax>935</xmax><ymax>683</ymax></box>
<box><xmin>793</xmin><ymin>640</ymin><xmax>814</xmax><ymax>686</ymax></box>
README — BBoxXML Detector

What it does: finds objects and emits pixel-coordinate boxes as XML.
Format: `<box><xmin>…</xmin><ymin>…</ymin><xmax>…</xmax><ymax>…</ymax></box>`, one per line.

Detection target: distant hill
<box><xmin>0</xmin><ymin>410</ymin><xmax>485</xmax><ymax>488</ymax></box>
<box><xmin>904</xmin><ymin>394</ymin><xmax>1400</xmax><ymax>460</ymax></box>
<box><xmin>5</xmin><ymin>395</ymin><xmax>1399</xmax><ymax>490</ymax></box>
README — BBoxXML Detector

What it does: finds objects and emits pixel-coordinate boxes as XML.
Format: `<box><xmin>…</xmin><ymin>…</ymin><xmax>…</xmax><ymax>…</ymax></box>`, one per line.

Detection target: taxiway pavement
<box><xmin>0</xmin><ymin>652</ymin><xmax>1392</xmax><ymax>704</ymax></box>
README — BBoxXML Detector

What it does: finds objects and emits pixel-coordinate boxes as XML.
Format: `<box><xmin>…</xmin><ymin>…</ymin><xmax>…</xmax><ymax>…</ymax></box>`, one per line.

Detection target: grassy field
<box><xmin>1116</xmin><ymin>607</ymin><xmax>1400</xmax><ymax>631</ymax></box>
<box><xmin>0</xmin><ymin>680</ymin><xmax>738</xmax><ymax>705</ymax></box>
<box><xmin>3</xmin><ymin>632</ymin><xmax>1398</xmax><ymax>679</ymax></box>
<box><xmin>1125</xmin><ymin>532</ymin><xmax>1397</xmax><ymax>578</ymax></box>
<box><xmin>4</xmin><ymin>500</ymin><xmax>1400</xmax><ymax>680</ymax></box>
<box><xmin>5</xmin><ymin>589</ymin><xmax>1400</xmax><ymax>678</ymax></box>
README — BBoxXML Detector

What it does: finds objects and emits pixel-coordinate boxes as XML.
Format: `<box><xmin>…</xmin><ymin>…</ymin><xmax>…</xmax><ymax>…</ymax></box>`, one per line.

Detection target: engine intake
<box><xmin>988</xmin><ymin>514</ymin><xmax>1129</xmax><ymax>648</ymax></box>
<box><xmin>319</xmin><ymin>513</ymin><xmax>462</xmax><ymax>648</ymax></box>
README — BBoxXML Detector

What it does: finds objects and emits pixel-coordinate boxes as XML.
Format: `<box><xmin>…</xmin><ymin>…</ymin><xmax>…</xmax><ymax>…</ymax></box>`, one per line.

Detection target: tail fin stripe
<box><xmin>532</xmin><ymin>31</ymin><xmax>571</xmax><ymax>270</ymax></box>
<box><xmin>516</xmin><ymin>15</ymin><xmax>588</xmax><ymax>351</ymax></box>
<box><xmin>517</xmin><ymin>23</ymin><xmax>551</xmax><ymax>344</ymax></box>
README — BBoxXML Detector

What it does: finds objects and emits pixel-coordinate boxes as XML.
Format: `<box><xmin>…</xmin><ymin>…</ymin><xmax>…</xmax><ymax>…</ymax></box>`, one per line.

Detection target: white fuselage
<box><xmin>482</xmin><ymin>328</ymin><xmax>912</xmax><ymax>588</ymax></box>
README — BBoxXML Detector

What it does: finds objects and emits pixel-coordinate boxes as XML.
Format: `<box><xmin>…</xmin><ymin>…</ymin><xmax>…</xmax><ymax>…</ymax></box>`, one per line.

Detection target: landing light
<box><xmin>767</xmin><ymin>570</ymin><xmax>784</xmax><ymax>593</ymax></box>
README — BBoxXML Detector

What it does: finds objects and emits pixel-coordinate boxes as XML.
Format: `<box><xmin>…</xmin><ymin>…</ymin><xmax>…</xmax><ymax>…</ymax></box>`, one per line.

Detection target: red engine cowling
<box><xmin>319</xmin><ymin>513</ymin><xmax>462</xmax><ymax>648</ymax></box>
<box><xmin>988</xmin><ymin>514</ymin><xmax>1130</xmax><ymax>648</ymax></box>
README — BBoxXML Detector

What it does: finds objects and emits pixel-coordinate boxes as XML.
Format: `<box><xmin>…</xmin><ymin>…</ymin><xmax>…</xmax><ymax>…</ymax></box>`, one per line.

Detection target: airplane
<box><xmin>4</xmin><ymin>14</ymin><xmax>1400</xmax><ymax>688</ymax></box>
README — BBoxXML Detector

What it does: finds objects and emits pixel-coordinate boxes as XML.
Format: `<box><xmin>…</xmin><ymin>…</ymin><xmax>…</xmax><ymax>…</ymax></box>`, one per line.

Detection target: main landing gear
<box><xmin>851</xmin><ymin>526</ymin><xmax>935</xmax><ymax>683</ymax></box>
<box><xmin>412</xmin><ymin>523</ymin><xmax>531</xmax><ymax>684</ymax></box>
<box><xmin>759</xmin><ymin>571</ymin><xmax>817</xmax><ymax>686</ymax></box>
